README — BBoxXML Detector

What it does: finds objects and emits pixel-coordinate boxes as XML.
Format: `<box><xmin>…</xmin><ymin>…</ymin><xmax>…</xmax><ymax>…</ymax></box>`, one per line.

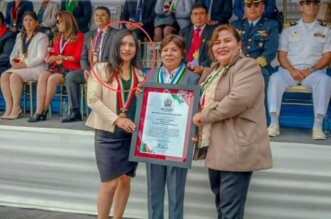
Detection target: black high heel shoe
<box><xmin>41</xmin><ymin>109</ymin><xmax>48</xmax><ymax>121</ymax></box>
<box><xmin>28</xmin><ymin>113</ymin><xmax>42</xmax><ymax>123</ymax></box>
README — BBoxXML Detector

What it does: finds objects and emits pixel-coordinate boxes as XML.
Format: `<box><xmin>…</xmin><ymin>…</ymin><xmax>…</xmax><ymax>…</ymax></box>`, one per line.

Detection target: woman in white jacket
<box><xmin>0</xmin><ymin>11</ymin><xmax>48</xmax><ymax>119</ymax></box>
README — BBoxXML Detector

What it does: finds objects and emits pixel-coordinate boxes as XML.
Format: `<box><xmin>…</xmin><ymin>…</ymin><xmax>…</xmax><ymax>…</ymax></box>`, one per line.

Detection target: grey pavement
<box><xmin>0</xmin><ymin>206</ymin><xmax>98</xmax><ymax>219</ymax></box>
<box><xmin>0</xmin><ymin>206</ymin><xmax>137</xmax><ymax>219</ymax></box>
<box><xmin>0</xmin><ymin>112</ymin><xmax>330</xmax><ymax>219</ymax></box>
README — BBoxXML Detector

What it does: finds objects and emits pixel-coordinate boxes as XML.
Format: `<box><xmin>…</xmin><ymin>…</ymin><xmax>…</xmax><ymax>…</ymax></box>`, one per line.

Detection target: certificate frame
<box><xmin>129</xmin><ymin>82</ymin><xmax>200</xmax><ymax>168</ymax></box>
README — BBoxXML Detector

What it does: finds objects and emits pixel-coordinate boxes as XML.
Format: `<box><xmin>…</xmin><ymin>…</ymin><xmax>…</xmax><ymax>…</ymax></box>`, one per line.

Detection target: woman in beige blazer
<box><xmin>86</xmin><ymin>29</ymin><xmax>144</xmax><ymax>219</ymax></box>
<box><xmin>0</xmin><ymin>11</ymin><xmax>48</xmax><ymax>119</ymax></box>
<box><xmin>193</xmin><ymin>25</ymin><xmax>272</xmax><ymax>219</ymax></box>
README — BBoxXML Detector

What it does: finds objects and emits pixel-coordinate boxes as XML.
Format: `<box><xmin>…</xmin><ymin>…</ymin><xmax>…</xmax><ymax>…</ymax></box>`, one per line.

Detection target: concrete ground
<box><xmin>0</xmin><ymin>206</ymin><xmax>99</xmax><ymax>219</ymax></box>
<box><xmin>0</xmin><ymin>206</ymin><xmax>137</xmax><ymax>219</ymax></box>
<box><xmin>0</xmin><ymin>112</ymin><xmax>330</xmax><ymax>219</ymax></box>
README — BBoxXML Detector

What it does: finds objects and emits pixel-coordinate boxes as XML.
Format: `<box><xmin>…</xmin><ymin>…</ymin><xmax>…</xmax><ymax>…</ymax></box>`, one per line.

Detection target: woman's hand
<box><xmin>45</xmin><ymin>55</ymin><xmax>56</xmax><ymax>64</ymax></box>
<box><xmin>192</xmin><ymin>134</ymin><xmax>199</xmax><ymax>143</ymax></box>
<box><xmin>12</xmin><ymin>61</ymin><xmax>27</xmax><ymax>69</ymax></box>
<box><xmin>83</xmin><ymin>69</ymin><xmax>90</xmax><ymax>81</ymax></box>
<box><xmin>193</xmin><ymin>112</ymin><xmax>203</xmax><ymax>127</ymax></box>
<box><xmin>114</xmin><ymin>117</ymin><xmax>136</xmax><ymax>133</ymax></box>
<box><xmin>135</xmin><ymin>84</ymin><xmax>143</xmax><ymax>97</ymax></box>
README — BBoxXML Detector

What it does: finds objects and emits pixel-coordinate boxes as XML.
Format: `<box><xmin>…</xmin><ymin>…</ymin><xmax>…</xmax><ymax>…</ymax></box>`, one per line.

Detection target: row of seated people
<box><xmin>0</xmin><ymin>0</ymin><xmax>92</xmax><ymax>34</ymax></box>
<box><xmin>118</xmin><ymin>0</ymin><xmax>331</xmax><ymax>140</ymax></box>
<box><xmin>0</xmin><ymin>0</ymin><xmax>330</xmax><ymax>140</ymax></box>
<box><xmin>0</xmin><ymin>0</ymin><xmax>280</xmax><ymax>38</ymax></box>
<box><xmin>120</xmin><ymin>0</ymin><xmax>281</xmax><ymax>42</ymax></box>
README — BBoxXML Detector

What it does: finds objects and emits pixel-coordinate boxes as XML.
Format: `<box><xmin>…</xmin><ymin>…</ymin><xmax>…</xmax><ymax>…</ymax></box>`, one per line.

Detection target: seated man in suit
<box><xmin>61</xmin><ymin>6</ymin><xmax>117</xmax><ymax>123</ymax></box>
<box><xmin>61</xmin><ymin>0</ymin><xmax>92</xmax><ymax>33</ymax></box>
<box><xmin>232</xmin><ymin>0</ymin><xmax>279</xmax><ymax>95</ymax></box>
<box><xmin>120</xmin><ymin>0</ymin><xmax>156</xmax><ymax>41</ymax></box>
<box><xmin>267</xmin><ymin>0</ymin><xmax>331</xmax><ymax>140</ymax></box>
<box><xmin>194</xmin><ymin>0</ymin><xmax>233</xmax><ymax>26</ymax></box>
<box><xmin>179</xmin><ymin>2</ymin><xmax>214</xmax><ymax>75</ymax></box>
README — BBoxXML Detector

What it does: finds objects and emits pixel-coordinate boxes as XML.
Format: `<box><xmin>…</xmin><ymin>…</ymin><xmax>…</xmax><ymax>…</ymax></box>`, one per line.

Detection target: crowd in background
<box><xmin>0</xmin><ymin>0</ymin><xmax>328</xmax><ymax>137</ymax></box>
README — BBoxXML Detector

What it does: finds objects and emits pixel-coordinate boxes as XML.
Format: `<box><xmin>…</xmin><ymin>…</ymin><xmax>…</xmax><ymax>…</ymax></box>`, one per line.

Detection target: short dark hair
<box><xmin>95</xmin><ymin>6</ymin><xmax>111</xmax><ymax>17</ymax></box>
<box><xmin>190</xmin><ymin>2</ymin><xmax>208</xmax><ymax>15</ymax></box>
<box><xmin>161</xmin><ymin>34</ymin><xmax>186</xmax><ymax>58</ymax></box>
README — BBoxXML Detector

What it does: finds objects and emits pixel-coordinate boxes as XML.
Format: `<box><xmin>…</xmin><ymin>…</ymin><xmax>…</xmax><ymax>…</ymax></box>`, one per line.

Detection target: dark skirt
<box><xmin>94</xmin><ymin>130</ymin><xmax>138</xmax><ymax>182</ymax></box>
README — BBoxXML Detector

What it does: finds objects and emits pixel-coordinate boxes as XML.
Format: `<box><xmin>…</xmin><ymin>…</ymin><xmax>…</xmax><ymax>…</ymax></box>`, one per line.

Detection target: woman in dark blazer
<box><xmin>5</xmin><ymin>0</ymin><xmax>33</xmax><ymax>32</ymax></box>
<box><xmin>28</xmin><ymin>11</ymin><xmax>83</xmax><ymax>122</ymax></box>
<box><xmin>193</xmin><ymin>25</ymin><xmax>272</xmax><ymax>219</ymax></box>
<box><xmin>146</xmin><ymin>34</ymin><xmax>199</xmax><ymax>219</ymax></box>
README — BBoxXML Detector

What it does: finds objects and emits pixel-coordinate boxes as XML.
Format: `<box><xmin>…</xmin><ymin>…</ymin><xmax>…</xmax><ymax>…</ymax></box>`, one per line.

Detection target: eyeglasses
<box><xmin>56</xmin><ymin>20</ymin><xmax>61</xmax><ymax>25</ymax></box>
<box><xmin>300</xmin><ymin>1</ymin><xmax>320</xmax><ymax>6</ymax></box>
<box><xmin>245</xmin><ymin>2</ymin><xmax>262</xmax><ymax>8</ymax></box>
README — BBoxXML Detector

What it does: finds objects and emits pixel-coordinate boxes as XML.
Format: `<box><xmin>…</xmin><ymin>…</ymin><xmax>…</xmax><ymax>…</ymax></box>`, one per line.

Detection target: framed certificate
<box><xmin>129</xmin><ymin>82</ymin><xmax>200</xmax><ymax>168</ymax></box>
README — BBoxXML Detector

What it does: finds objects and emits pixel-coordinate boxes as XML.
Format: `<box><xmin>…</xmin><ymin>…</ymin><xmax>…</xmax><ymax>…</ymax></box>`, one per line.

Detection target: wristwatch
<box><xmin>308</xmin><ymin>66</ymin><xmax>316</xmax><ymax>73</ymax></box>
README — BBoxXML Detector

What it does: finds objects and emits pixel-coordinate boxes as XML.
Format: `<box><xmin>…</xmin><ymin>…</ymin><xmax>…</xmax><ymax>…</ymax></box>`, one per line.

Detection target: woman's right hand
<box><xmin>193</xmin><ymin>112</ymin><xmax>203</xmax><ymax>127</ymax></box>
<box><xmin>45</xmin><ymin>55</ymin><xmax>56</xmax><ymax>64</ymax></box>
<box><xmin>114</xmin><ymin>117</ymin><xmax>136</xmax><ymax>133</ymax></box>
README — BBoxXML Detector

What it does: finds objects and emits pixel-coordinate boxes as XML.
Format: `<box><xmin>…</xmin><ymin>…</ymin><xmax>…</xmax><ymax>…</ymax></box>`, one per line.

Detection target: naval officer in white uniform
<box><xmin>267</xmin><ymin>0</ymin><xmax>331</xmax><ymax>140</ymax></box>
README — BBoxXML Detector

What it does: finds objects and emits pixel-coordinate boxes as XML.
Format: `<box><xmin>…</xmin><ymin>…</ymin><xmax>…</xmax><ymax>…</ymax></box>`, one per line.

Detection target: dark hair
<box><xmin>95</xmin><ymin>6</ymin><xmax>111</xmax><ymax>17</ymax></box>
<box><xmin>190</xmin><ymin>2</ymin><xmax>208</xmax><ymax>15</ymax></box>
<box><xmin>107</xmin><ymin>29</ymin><xmax>141</xmax><ymax>81</ymax></box>
<box><xmin>208</xmin><ymin>25</ymin><xmax>241</xmax><ymax>61</ymax></box>
<box><xmin>161</xmin><ymin>34</ymin><xmax>186</xmax><ymax>60</ymax></box>
<box><xmin>21</xmin><ymin>11</ymin><xmax>39</xmax><ymax>41</ymax></box>
<box><xmin>0</xmin><ymin>12</ymin><xmax>4</xmax><ymax>25</ymax></box>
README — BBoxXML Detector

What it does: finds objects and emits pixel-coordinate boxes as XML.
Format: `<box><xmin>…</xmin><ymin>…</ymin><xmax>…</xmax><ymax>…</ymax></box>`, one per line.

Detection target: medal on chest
<box><xmin>114</xmin><ymin>66</ymin><xmax>138</xmax><ymax>118</ymax></box>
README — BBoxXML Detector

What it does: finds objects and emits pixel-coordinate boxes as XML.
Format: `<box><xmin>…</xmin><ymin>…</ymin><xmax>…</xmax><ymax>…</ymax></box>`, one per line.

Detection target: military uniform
<box><xmin>232</xmin><ymin>17</ymin><xmax>279</xmax><ymax>81</ymax></box>
<box><xmin>267</xmin><ymin>19</ymin><xmax>331</xmax><ymax>117</ymax></box>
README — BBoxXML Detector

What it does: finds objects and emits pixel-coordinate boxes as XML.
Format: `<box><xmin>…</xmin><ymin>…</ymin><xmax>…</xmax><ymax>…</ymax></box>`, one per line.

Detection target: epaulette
<box><xmin>318</xmin><ymin>20</ymin><xmax>331</xmax><ymax>29</ymax></box>
<box><xmin>283</xmin><ymin>22</ymin><xmax>297</xmax><ymax>29</ymax></box>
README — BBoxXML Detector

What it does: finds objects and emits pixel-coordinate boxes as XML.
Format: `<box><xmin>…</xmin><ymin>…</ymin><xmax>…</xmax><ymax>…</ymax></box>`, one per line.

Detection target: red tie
<box><xmin>187</xmin><ymin>28</ymin><xmax>202</xmax><ymax>62</ymax></box>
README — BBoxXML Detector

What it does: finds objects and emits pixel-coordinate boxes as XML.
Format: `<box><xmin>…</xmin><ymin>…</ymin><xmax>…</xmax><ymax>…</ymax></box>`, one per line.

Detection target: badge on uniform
<box><xmin>290</xmin><ymin>32</ymin><xmax>300</xmax><ymax>38</ymax></box>
<box><xmin>257</xmin><ymin>30</ymin><xmax>269</xmax><ymax>37</ymax></box>
<box><xmin>237</xmin><ymin>29</ymin><xmax>245</xmax><ymax>35</ymax></box>
<box><xmin>314</xmin><ymin>31</ymin><xmax>326</xmax><ymax>38</ymax></box>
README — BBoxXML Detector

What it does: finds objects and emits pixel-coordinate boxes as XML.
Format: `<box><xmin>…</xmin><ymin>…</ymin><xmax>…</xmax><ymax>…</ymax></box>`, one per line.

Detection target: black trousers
<box><xmin>208</xmin><ymin>169</ymin><xmax>252</xmax><ymax>219</ymax></box>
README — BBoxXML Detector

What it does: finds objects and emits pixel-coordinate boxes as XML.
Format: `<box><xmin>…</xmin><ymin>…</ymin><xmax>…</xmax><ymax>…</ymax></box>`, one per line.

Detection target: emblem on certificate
<box><xmin>129</xmin><ymin>83</ymin><xmax>200</xmax><ymax>168</ymax></box>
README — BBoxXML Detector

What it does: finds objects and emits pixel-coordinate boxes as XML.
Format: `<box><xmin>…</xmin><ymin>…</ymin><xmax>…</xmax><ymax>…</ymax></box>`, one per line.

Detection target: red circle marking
<box><xmin>89</xmin><ymin>20</ymin><xmax>156</xmax><ymax>92</ymax></box>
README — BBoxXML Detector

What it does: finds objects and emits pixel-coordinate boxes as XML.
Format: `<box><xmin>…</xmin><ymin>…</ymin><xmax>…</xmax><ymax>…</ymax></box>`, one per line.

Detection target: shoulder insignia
<box><xmin>317</xmin><ymin>20</ymin><xmax>331</xmax><ymax>28</ymax></box>
<box><xmin>283</xmin><ymin>22</ymin><xmax>297</xmax><ymax>29</ymax></box>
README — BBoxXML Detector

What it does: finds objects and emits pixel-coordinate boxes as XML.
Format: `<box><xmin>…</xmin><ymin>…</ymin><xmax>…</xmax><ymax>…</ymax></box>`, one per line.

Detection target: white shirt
<box><xmin>194</xmin><ymin>24</ymin><xmax>206</xmax><ymax>37</ymax></box>
<box><xmin>162</xmin><ymin>66</ymin><xmax>180</xmax><ymax>83</ymax></box>
<box><xmin>279</xmin><ymin>19</ymin><xmax>331</xmax><ymax>68</ymax></box>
